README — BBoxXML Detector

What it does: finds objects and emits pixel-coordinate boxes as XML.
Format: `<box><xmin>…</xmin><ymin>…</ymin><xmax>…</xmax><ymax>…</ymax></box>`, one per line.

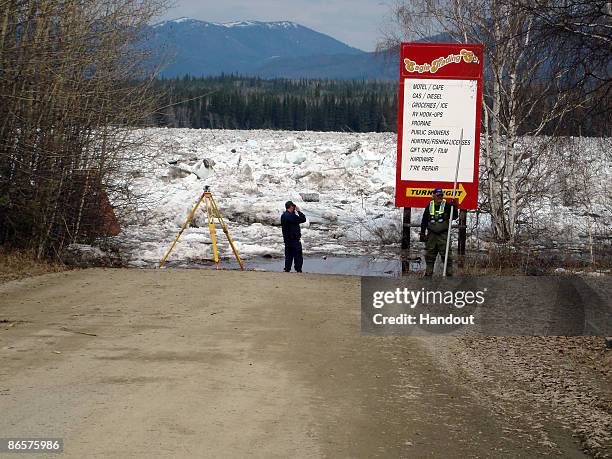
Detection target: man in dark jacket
<box><xmin>420</xmin><ymin>188</ymin><xmax>458</xmax><ymax>276</ymax></box>
<box><xmin>281</xmin><ymin>200</ymin><xmax>307</xmax><ymax>272</ymax></box>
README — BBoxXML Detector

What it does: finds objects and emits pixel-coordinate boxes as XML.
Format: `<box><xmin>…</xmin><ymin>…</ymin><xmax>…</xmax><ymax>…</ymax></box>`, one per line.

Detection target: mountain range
<box><xmin>145</xmin><ymin>18</ymin><xmax>397</xmax><ymax>80</ymax></box>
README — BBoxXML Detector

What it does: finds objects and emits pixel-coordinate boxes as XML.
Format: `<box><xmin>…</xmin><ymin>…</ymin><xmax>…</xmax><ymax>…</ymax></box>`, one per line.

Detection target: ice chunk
<box><xmin>192</xmin><ymin>158</ymin><xmax>215</xmax><ymax>180</ymax></box>
<box><xmin>299</xmin><ymin>191</ymin><xmax>320</xmax><ymax>202</ymax></box>
<box><xmin>361</xmin><ymin>148</ymin><xmax>382</xmax><ymax>163</ymax></box>
<box><xmin>345</xmin><ymin>153</ymin><xmax>365</xmax><ymax>169</ymax></box>
<box><xmin>285</xmin><ymin>149</ymin><xmax>308</xmax><ymax>165</ymax></box>
<box><xmin>241</xmin><ymin>163</ymin><xmax>253</xmax><ymax>180</ymax></box>
<box><xmin>347</xmin><ymin>141</ymin><xmax>361</xmax><ymax>153</ymax></box>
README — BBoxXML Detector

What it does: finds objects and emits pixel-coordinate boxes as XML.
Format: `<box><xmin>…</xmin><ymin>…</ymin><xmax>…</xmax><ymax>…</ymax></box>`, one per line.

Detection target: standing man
<box><xmin>281</xmin><ymin>201</ymin><xmax>307</xmax><ymax>273</ymax></box>
<box><xmin>420</xmin><ymin>188</ymin><xmax>458</xmax><ymax>276</ymax></box>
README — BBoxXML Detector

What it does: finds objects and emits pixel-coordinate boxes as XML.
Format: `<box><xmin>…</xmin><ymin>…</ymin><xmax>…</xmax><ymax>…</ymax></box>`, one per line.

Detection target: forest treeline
<box><xmin>152</xmin><ymin>75</ymin><xmax>609</xmax><ymax>136</ymax></box>
<box><xmin>152</xmin><ymin>76</ymin><xmax>398</xmax><ymax>132</ymax></box>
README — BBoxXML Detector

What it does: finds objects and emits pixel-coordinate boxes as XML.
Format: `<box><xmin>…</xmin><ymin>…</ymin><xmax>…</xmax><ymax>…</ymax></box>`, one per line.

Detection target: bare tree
<box><xmin>380</xmin><ymin>0</ymin><xmax>609</xmax><ymax>241</ymax></box>
<box><xmin>513</xmin><ymin>0</ymin><xmax>612</xmax><ymax>133</ymax></box>
<box><xmin>0</xmin><ymin>0</ymin><xmax>168</xmax><ymax>258</ymax></box>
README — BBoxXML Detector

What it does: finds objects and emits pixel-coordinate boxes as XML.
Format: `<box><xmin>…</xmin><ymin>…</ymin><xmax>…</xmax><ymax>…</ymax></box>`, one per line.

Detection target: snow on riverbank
<box><xmin>106</xmin><ymin>129</ymin><xmax>610</xmax><ymax>268</ymax></box>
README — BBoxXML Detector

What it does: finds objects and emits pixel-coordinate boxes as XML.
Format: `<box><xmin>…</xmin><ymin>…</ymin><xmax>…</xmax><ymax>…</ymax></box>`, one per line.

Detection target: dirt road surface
<box><xmin>0</xmin><ymin>269</ymin><xmax>588</xmax><ymax>458</ymax></box>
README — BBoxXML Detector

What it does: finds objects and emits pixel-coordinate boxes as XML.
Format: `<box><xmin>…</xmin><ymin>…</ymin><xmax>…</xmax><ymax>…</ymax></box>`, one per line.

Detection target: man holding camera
<box><xmin>420</xmin><ymin>188</ymin><xmax>458</xmax><ymax>276</ymax></box>
<box><xmin>281</xmin><ymin>201</ymin><xmax>307</xmax><ymax>273</ymax></box>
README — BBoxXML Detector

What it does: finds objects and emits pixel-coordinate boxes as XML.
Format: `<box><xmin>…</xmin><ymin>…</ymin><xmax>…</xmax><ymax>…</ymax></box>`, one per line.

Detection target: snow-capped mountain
<box><xmin>153</xmin><ymin>19</ymin><xmax>302</xmax><ymax>30</ymax></box>
<box><xmin>144</xmin><ymin>18</ymin><xmax>393</xmax><ymax>79</ymax></box>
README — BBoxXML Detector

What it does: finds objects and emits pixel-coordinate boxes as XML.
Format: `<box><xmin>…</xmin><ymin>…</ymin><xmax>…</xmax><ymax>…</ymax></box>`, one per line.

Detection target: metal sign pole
<box><xmin>443</xmin><ymin>128</ymin><xmax>463</xmax><ymax>277</ymax></box>
<box><xmin>401</xmin><ymin>207</ymin><xmax>411</xmax><ymax>275</ymax></box>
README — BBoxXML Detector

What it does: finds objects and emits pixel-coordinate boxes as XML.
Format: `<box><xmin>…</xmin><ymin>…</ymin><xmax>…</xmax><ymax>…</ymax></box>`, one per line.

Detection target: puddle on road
<box><xmin>248</xmin><ymin>255</ymin><xmax>404</xmax><ymax>277</ymax></box>
<box><xmin>160</xmin><ymin>255</ymin><xmax>423</xmax><ymax>277</ymax></box>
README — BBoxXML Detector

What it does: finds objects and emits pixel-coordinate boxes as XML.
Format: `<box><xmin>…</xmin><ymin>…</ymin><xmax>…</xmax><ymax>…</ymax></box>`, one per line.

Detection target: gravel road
<box><xmin>0</xmin><ymin>269</ymin><xmax>589</xmax><ymax>458</ymax></box>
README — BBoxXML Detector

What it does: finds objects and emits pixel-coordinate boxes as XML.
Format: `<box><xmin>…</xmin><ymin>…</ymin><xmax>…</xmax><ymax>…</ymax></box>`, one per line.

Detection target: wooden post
<box><xmin>401</xmin><ymin>207</ymin><xmax>411</xmax><ymax>275</ymax></box>
<box><xmin>458</xmin><ymin>209</ymin><xmax>467</xmax><ymax>267</ymax></box>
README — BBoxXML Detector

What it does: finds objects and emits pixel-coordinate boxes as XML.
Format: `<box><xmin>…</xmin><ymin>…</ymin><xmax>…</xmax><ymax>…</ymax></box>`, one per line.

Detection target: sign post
<box><xmin>443</xmin><ymin>128</ymin><xmax>463</xmax><ymax>277</ymax></box>
<box><xmin>395</xmin><ymin>43</ymin><xmax>484</xmax><ymax>273</ymax></box>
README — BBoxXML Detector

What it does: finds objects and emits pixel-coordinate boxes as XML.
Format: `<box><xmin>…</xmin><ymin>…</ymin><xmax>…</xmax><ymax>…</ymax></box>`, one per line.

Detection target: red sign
<box><xmin>395</xmin><ymin>43</ymin><xmax>484</xmax><ymax>209</ymax></box>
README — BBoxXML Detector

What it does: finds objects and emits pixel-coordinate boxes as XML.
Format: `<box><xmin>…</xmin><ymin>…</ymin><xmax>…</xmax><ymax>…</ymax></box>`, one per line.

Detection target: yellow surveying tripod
<box><xmin>159</xmin><ymin>186</ymin><xmax>244</xmax><ymax>270</ymax></box>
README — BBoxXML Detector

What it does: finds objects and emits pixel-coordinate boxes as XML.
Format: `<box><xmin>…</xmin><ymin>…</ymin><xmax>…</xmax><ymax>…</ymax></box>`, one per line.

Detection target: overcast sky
<box><xmin>157</xmin><ymin>0</ymin><xmax>391</xmax><ymax>51</ymax></box>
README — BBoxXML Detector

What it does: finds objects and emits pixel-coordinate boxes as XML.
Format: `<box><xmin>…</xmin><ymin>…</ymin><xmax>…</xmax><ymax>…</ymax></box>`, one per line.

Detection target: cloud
<box><xmin>157</xmin><ymin>0</ymin><xmax>388</xmax><ymax>51</ymax></box>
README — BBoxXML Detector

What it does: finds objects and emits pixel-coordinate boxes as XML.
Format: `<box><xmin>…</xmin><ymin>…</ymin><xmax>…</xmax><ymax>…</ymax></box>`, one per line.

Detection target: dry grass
<box><xmin>0</xmin><ymin>247</ymin><xmax>67</xmax><ymax>284</ymax></box>
<box><xmin>457</xmin><ymin>246</ymin><xmax>612</xmax><ymax>276</ymax></box>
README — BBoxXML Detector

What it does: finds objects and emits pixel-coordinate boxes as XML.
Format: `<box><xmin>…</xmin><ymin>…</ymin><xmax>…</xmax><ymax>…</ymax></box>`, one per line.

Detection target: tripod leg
<box><xmin>159</xmin><ymin>191</ymin><xmax>206</xmax><ymax>268</ymax></box>
<box><xmin>210</xmin><ymin>196</ymin><xmax>244</xmax><ymax>270</ymax></box>
<box><xmin>204</xmin><ymin>196</ymin><xmax>220</xmax><ymax>267</ymax></box>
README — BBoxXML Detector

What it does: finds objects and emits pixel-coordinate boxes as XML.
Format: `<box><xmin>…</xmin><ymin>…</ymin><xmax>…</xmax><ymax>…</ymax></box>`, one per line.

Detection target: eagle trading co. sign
<box><xmin>395</xmin><ymin>43</ymin><xmax>484</xmax><ymax>209</ymax></box>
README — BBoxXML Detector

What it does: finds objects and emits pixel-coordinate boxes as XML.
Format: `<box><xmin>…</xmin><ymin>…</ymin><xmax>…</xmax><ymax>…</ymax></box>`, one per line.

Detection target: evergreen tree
<box><xmin>153</xmin><ymin>75</ymin><xmax>400</xmax><ymax>133</ymax></box>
